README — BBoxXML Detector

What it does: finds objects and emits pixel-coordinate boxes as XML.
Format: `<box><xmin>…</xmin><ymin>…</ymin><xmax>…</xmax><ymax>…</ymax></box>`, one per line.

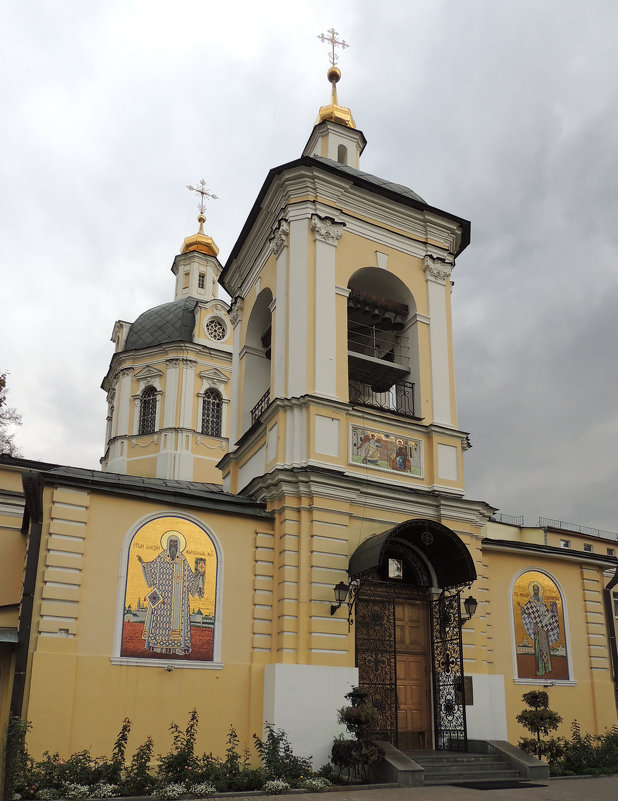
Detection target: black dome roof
<box><xmin>124</xmin><ymin>297</ymin><xmax>198</xmax><ymax>351</ymax></box>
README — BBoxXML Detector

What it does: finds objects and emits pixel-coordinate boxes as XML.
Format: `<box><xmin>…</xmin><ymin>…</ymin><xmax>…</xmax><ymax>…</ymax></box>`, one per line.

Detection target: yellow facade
<box><xmin>1</xmin><ymin>75</ymin><xmax>617</xmax><ymax>783</ymax></box>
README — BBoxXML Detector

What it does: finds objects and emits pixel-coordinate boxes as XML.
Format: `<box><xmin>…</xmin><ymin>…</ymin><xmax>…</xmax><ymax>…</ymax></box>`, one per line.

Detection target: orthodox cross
<box><xmin>186</xmin><ymin>179</ymin><xmax>218</xmax><ymax>214</ymax></box>
<box><xmin>317</xmin><ymin>27</ymin><xmax>349</xmax><ymax>66</ymax></box>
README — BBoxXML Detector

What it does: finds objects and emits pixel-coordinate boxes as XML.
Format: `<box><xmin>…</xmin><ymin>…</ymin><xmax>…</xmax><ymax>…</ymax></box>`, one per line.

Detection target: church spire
<box><xmin>181</xmin><ymin>179</ymin><xmax>219</xmax><ymax>256</ymax></box>
<box><xmin>315</xmin><ymin>28</ymin><xmax>356</xmax><ymax>129</ymax></box>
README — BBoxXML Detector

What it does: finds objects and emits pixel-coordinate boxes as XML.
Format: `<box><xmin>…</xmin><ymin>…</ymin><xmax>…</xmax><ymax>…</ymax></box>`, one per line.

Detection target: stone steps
<box><xmin>403</xmin><ymin>750</ymin><xmax>521</xmax><ymax>786</ymax></box>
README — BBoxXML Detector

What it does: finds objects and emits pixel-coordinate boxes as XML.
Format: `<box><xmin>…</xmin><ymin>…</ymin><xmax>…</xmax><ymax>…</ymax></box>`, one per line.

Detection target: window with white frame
<box><xmin>138</xmin><ymin>386</ymin><xmax>157</xmax><ymax>434</ymax></box>
<box><xmin>201</xmin><ymin>389</ymin><xmax>223</xmax><ymax>437</ymax></box>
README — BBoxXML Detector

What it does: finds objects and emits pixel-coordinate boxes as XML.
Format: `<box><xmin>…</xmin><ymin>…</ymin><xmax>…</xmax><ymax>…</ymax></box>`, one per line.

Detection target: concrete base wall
<box><xmin>263</xmin><ymin>663</ymin><xmax>358</xmax><ymax>768</ymax></box>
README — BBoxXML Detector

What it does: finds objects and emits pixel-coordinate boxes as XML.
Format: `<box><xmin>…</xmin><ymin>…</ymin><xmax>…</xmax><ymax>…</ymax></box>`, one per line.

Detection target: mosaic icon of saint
<box><xmin>137</xmin><ymin>530</ymin><xmax>205</xmax><ymax>655</ymax></box>
<box><xmin>518</xmin><ymin>581</ymin><xmax>560</xmax><ymax>676</ymax></box>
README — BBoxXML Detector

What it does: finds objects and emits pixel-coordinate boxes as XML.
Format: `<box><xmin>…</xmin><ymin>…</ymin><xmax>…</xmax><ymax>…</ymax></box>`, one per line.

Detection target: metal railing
<box><xmin>538</xmin><ymin>517</ymin><xmax>618</xmax><ymax>542</ymax></box>
<box><xmin>348</xmin><ymin>320</ymin><xmax>409</xmax><ymax>362</ymax></box>
<box><xmin>250</xmin><ymin>389</ymin><xmax>270</xmax><ymax>426</ymax></box>
<box><xmin>491</xmin><ymin>513</ymin><xmax>525</xmax><ymax>526</ymax></box>
<box><xmin>349</xmin><ymin>378</ymin><xmax>416</xmax><ymax>418</ymax></box>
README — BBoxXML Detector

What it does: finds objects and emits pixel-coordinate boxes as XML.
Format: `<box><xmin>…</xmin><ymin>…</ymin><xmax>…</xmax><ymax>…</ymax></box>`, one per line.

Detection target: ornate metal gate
<box><xmin>430</xmin><ymin>591</ymin><xmax>467</xmax><ymax>750</ymax></box>
<box><xmin>356</xmin><ymin>584</ymin><xmax>468</xmax><ymax>750</ymax></box>
<box><xmin>355</xmin><ymin>589</ymin><xmax>397</xmax><ymax>743</ymax></box>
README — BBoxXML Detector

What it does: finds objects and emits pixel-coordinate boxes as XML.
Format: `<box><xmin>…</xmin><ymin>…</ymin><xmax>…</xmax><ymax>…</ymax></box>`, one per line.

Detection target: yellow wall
<box><xmin>22</xmin><ymin>484</ymin><xmax>273</xmax><ymax>760</ymax></box>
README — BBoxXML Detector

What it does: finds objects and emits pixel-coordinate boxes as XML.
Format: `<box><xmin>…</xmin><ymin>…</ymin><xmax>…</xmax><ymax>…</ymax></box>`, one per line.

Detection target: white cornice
<box><xmin>223</xmin><ymin>164</ymin><xmax>464</xmax><ymax>294</ymax></box>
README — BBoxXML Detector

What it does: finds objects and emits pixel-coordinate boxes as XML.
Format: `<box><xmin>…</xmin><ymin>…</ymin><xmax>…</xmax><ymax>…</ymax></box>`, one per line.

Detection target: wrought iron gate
<box><xmin>356</xmin><ymin>585</ymin><xmax>468</xmax><ymax>750</ymax></box>
<box><xmin>430</xmin><ymin>591</ymin><xmax>467</xmax><ymax>750</ymax></box>
<box><xmin>355</xmin><ymin>590</ymin><xmax>397</xmax><ymax>743</ymax></box>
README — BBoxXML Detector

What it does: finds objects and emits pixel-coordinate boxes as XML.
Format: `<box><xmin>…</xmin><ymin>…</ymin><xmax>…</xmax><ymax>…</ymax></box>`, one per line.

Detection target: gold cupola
<box><xmin>316</xmin><ymin>65</ymin><xmax>356</xmax><ymax>129</ymax></box>
<box><xmin>181</xmin><ymin>211</ymin><xmax>219</xmax><ymax>257</ymax></box>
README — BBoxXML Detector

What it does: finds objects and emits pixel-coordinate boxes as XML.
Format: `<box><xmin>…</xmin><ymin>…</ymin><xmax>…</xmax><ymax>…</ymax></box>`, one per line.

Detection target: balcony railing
<box><xmin>349</xmin><ymin>378</ymin><xmax>416</xmax><ymax>418</ymax></box>
<box><xmin>250</xmin><ymin>389</ymin><xmax>270</xmax><ymax>426</ymax></box>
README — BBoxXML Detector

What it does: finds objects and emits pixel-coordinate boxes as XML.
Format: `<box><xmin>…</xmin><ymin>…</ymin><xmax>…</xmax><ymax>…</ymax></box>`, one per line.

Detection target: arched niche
<box><xmin>112</xmin><ymin>512</ymin><xmax>223</xmax><ymax>669</ymax></box>
<box><xmin>240</xmin><ymin>288</ymin><xmax>273</xmax><ymax>434</ymax></box>
<box><xmin>347</xmin><ymin>268</ymin><xmax>421</xmax><ymax>418</ymax></box>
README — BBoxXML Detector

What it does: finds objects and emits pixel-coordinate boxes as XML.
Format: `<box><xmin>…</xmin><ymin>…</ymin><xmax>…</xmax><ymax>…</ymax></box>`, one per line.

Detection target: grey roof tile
<box><xmin>124</xmin><ymin>297</ymin><xmax>198</xmax><ymax>351</ymax></box>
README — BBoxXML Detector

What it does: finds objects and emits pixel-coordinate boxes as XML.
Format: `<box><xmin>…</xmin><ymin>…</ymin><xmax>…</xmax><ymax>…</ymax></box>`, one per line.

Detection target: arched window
<box><xmin>138</xmin><ymin>386</ymin><xmax>157</xmax><ymax>434</ymax></box>
<box><xmin>201</xmin><ymin>389</ymin><xmax>222</xmax><ymax>437</ymax></box>
<box><xmin>337</xmin><ymin>144</ymin><xmax>348</xmax><ymax>165</ymax></box>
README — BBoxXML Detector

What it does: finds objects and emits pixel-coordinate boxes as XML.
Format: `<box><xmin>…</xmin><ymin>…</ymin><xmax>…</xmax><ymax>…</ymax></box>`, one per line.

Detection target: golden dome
<box><xmin>316</xmin><ymin>66</ymin><xmax>356</xmax><ymax>129</ymax></box>
<box><xmin>181</xmin><ymin>212</ymin><xmax>219</xmax><ymax>256</ymax></box>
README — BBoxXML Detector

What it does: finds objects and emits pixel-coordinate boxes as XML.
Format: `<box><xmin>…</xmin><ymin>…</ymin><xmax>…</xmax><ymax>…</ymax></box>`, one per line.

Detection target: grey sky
<box><xmin>2</xmin><ymin>1</ymin><xmax>617</xmax><ymax>531</ymax></box>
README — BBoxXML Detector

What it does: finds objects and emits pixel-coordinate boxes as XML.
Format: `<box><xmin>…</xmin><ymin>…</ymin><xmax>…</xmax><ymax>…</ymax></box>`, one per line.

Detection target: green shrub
<box><xmin>120</xmin><ymin>736</ymin><xmax>155</xmax><ymax>796</ymax></box>
<box><xmin>253</xmin><ymin>724</ymin><xmax>312</xmax><ymax>786</ymax></box>
<box><xmin>3</xmin><ymin>715</ymin><xmax>32</xmax><ymax>801</ymax></box>
<box><xmin>516</xmin><ymin>691</ymin><xmax>562</xmax><ymax>761</ymax></box>
<box><xmin>330</xmin><ymin>736</ymin><xmax>384</xmax><ymax>783</ymax></box>
<box><xmin>156</xmin><ymin>709</ymin><xmax>200</xmax><ymax>785</ymax></box>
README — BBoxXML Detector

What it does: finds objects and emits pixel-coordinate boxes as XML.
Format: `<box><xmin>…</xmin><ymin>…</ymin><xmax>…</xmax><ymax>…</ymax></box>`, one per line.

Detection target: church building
<box><xmin>1</xmin><ymin>43</ymin><xmax>617</xmax><ymax>780</ymax></box>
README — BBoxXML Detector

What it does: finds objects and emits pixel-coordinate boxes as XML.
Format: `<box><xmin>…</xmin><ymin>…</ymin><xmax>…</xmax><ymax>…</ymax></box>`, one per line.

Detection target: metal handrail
<box><xmin>250</xmin><ymin>389</ymin><xmax>270</xmax><ymax>426</ymax></box>
<box><xmin>349</xmin><ymin>378</ymin><xmax>416</xmax><ymax>418</ymax></box>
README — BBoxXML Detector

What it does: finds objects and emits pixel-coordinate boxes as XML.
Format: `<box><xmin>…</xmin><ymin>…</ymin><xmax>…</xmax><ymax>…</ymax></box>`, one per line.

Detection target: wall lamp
<box><xmin>330</xmin><ymin>580</ymin><xmax>360</xmax><ymax>628</ymax></box>
<box><xmin>462</xmin><ymin>595</ymin><xmax>478</xmax><ymax>624</ymax></box>
<box><xmin>330</xmin><ymin>581</ymin><xmax>350</xmax><ymax>615</ymax></box>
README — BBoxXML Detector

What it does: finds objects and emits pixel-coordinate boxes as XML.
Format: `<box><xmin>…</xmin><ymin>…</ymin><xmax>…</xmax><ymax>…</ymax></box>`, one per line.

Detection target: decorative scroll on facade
<box><xmin>513</xmin><ymin>570</ymin><xmax>569</xmax><ymax>680</ymax></box>
<box><xmin>120</xmin><ymin>515</ymin><xmax>217</xmax><ymax>662</ymax></box>
<box><xmin>431</xmin><ymin>591</ymin><xmax>467</xmax><ymax>751</ymax></box>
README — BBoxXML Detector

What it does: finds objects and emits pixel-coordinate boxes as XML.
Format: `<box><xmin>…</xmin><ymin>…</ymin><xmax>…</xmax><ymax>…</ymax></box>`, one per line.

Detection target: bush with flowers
<box><xmin>4</xmin><ymin>711</ymin><xmax>334</xmax><ymax>799</ymax></box>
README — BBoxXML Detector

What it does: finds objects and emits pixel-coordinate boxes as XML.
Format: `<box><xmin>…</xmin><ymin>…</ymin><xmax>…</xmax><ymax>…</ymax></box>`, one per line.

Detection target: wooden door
<box><xmin>395</xmin><ymin>600</ymin><xmax>430</xmax><ymax>749</ymax></box>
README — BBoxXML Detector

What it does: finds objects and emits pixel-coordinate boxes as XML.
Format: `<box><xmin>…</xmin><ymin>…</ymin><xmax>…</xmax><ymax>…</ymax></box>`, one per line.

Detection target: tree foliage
<box><xmin>0</xmin><ymin>372</ymin><xmax>22</xmax><ymax>456</ymax></box>
<box><xmin>516</xmin><ymin>691</ymin><xmax>562</xmax><ymax>761</ymax></box>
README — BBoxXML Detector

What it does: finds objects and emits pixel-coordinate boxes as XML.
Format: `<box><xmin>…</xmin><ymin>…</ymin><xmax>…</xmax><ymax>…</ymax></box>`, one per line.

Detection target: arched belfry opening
<box><xmin>349</xmin><ymin>520</ymin><xmax>476</xmax><ymax>751</ymax></box>
<box><xmin>346</xmin><ymin>268</ymin><xmax>420</xmax><ymax>419</ymax></box>
<box><xmin>240</xmin><ymin>288</ymin><xmax>273</xmax><ymax>434</ymax></box>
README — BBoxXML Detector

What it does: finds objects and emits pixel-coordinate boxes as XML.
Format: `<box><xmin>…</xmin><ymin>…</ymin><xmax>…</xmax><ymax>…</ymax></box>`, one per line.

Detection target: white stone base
<box><xmin>263</xmin><ymin>663</ymin><xmax>358</xmax><ymax>768</ymax></box>
<box><xmin>465</xmin><ymin>674</ymin><xmax>508</xmax><ymax>740</ymax></box>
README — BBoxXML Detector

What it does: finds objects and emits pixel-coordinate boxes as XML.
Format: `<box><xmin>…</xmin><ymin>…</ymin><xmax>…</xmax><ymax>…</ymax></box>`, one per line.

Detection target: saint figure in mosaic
<box><xmin>137</xmin><ymin>530</ymin><xmax>205</xmax><ymax>655</ymax></box>
<box><xmin>518</xmin><ymin>581</ymin><xmax>560</xmax><ymax>677</ymax></box>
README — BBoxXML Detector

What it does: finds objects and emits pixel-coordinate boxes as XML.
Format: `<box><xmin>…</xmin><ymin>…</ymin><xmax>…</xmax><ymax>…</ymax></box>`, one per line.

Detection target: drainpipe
<box><xmin>9</xmin><ymin>471</ymin><xmax>44</xmax><ymax>718</ymax></box>
<box><xmin>603</xmin><ymin>566</ymin><xmax>618</xmax><ymax>710</ymax></box>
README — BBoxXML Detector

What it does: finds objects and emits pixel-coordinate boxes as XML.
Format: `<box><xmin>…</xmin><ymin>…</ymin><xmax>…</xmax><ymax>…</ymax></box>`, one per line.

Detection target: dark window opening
<box><xmin>201</xmin><ymin>389</ymin><xmax>222</xmax><ymax>437</ymax></box>
<box><xmin>138</xmin><ymin>386</ymin><xmax>157</xmax><ymax>435</ymax></box>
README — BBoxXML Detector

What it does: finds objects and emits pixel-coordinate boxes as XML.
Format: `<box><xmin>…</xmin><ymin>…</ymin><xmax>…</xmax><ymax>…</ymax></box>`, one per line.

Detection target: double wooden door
<box><xmin>395</xmin><ymin>599</ymin><xmax>430</xmax><ymax>749</ymax></box>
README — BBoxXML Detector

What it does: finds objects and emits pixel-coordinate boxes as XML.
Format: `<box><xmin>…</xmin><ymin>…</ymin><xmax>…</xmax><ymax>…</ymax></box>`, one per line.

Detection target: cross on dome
<box><xmin>317</xmin><ymin>27</ymin><xmax>349</xmax><ymax>67</ymax></box>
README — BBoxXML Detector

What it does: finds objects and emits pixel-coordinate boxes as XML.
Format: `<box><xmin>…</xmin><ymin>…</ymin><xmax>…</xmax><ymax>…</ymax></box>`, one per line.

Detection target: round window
<box><xmin>205</xmin><ymin>317</ymin><xmax>226</xmax><ymax>341</ymax></box>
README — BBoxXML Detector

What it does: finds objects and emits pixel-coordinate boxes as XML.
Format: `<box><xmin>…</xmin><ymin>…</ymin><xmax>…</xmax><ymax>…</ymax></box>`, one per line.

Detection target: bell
<box><xmin>370</xmin><ymin>304</ymin><xmax>381</xmax><ymax>321</ymax></box>
<box><xmin>378</xmin><ymin>310</ymin><xmax>395</xmax><ymax>330</ymax></box>
<box><xmin>392</xmin><ymin>314</ymin><xmax>405</xmax><ymax>331</ymax></box>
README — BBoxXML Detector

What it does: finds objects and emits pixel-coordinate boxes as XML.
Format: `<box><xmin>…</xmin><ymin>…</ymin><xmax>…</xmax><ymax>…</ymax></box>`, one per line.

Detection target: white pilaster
<box><xmin>424</xmin><ymin>256</ymin><xmax>454</xmax><ymax>427</ymax></box>
<box><xmin>179</xmin><ymin>358</ymin><xmax>197</xmax><ymax>429</ymax></box>
<box><xmin>228</xmin><ymin>298</ymin><xmax>243</xmax><ymax>445</ymax></box>
<box><xmin>115</xmin><ymin>368</ymin><xmax>133</xmax><ymax>437</ymax></box>
<box><xmin>163</xmin><ymin>359</ymin><xmax>180</xmax><ymax>428</ymax></box>
<box><xmin>287</xmin><ymin>219</ymin><xmax>308</xmax><ymax>397</ymax></box>
<box><xmin>271</xmin><ymin>220</ymin><xmax>289</xmax><ymax>400</ymax></box>
<box><xmin>311</xmin><ymin>215</ymin><xmax>343</xmax><ymax>399</ymax></box>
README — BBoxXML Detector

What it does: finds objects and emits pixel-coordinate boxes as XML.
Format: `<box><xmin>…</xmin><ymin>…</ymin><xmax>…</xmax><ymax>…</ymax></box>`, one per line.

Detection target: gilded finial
<box><xmin>315</xmin><ymin>28</ymin><xmax>356</xmax><ymax>129</ymax></box>
<box><xmin>182</xmin><ymin>179</ymin><xmax>219</xmax><ymax>256</ymax></box>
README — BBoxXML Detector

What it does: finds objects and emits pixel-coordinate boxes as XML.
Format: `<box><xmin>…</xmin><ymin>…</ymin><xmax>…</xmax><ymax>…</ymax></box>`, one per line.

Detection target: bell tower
<box><xmin>219</xmin><ymin>57</ymin><xmax>469</xmax><ymax>500</ymax></box>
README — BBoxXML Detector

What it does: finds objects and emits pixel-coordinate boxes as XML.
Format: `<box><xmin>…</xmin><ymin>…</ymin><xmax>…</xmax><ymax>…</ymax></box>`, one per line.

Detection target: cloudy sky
<box><xmin>2</xmin><ymin>1</ymin><xmax>618</xmax><ymax>533</ymax></box>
